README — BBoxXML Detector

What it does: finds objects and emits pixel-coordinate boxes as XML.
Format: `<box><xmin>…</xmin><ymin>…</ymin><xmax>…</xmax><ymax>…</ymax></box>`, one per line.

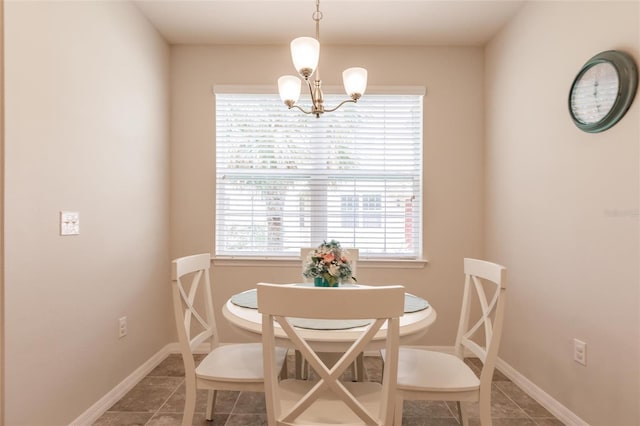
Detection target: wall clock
<box><xmin>568</xmin><ymin>50</ymin><xmax>638</xmax><ymax>133</ymax></box>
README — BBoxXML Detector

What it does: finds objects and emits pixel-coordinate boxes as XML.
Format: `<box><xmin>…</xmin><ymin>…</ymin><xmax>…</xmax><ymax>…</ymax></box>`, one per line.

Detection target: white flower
<box><xmin>328</xmin><ymin>264</ymin><xmax>340</xmax><ymax>277</ymax></box>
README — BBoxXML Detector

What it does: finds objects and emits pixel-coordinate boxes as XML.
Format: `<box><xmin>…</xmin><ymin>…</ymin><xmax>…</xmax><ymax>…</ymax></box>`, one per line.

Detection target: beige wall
<box><xmin>9</xmin><ymin>1</ymin><xmax>635</xmax><ymax>424</ymax></box>
<box><xmin>485</xmin><ymin>2</ymin><xmax>639</xmax><ymax>425</ymax></box>
<box><xmin>0</xmin><ymin>0</ymin><xmax>4</xmax><ymax>423</ymax></box>
<box><xmin>4</xmin><ymin>1</ymin><xmax>172</xmax><ymax>424</ymax></box>
<box><xmin>170</xmin><ymin>45</ymin><xmax>486</xmax><ymax>344</ymax></box>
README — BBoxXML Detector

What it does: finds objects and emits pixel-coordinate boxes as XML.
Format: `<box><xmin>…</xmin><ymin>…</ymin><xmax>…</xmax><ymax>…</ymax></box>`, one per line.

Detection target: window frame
<box><xmin>213</xmin><ymin>85</ymin><xmax>426</xmax><ymax>261</ymax></box>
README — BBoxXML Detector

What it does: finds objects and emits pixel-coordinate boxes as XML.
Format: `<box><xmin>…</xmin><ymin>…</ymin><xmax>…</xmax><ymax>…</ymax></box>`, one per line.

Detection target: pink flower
<box><xmin>323</xmin><ymin>252</ymin><xmax>335</xmax><ymax>263</ymax></box>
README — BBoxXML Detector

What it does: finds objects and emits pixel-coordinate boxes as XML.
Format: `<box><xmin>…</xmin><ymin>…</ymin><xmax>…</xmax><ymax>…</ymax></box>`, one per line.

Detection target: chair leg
<box><xmin>478</xmin><ymin>392</ymin><xmax>493</xmax><ymax>426</ymax></box>
<box><xmin>352</xmin><ymin>352</ymin><xmax>365</xmax><ymax>382</ymax></box>
<box><xmin>205</xmin><ymin>389</ymin><xmax>216</xmax><ymax>421</ymax></box>
<box><xmin>295</xmin><ymin>349</ymin><xmax>308</xmax><ymax>379</ymax></box>
<box><xmin>394</xmin><ymin>394</ymin><xmax>404</xmax><ymax>426</ymax></box>
<box><xmin>182</xmin><ymin>382</ymin><xmax>197</xmax><ymax>426</ymax></box>
<box><xmin>457</xmin><ymin>400</ymin><xmax>470</xmax><ymax>426</ymax></box>
<box><xmin>279</xmin><ymin>355</ymin><xmax>288</xmax><ymax>380</ymax></box>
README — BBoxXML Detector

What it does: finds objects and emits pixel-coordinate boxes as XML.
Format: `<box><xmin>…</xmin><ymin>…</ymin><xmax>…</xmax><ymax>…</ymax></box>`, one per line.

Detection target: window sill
<box><xmin>211</xmin><ymin>256</ymin><xmax>428</xmax><ymax>269</ymax></box>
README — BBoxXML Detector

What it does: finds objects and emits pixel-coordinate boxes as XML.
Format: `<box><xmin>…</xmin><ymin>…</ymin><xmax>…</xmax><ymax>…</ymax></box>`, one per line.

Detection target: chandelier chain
<box><xmin>313</xmin><ymin>0</ymin><xmax>322</xmax><ymax>81</ymax></box>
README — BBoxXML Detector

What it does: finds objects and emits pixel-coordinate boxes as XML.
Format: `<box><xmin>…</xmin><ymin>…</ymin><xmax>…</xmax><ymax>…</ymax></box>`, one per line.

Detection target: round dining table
<box><xmin>222</xmin><ymin>283</ymin><xmax>437</xmax><ymax>353</ymax></box>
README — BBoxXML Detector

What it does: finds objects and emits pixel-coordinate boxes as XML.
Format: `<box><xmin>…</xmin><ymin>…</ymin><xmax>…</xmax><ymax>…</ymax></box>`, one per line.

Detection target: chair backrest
<box><xmin>257</xmin><ymin>283</ymin><xmax>404</xmax><ymax>425</ymax></box>
<box><xmin>171</xmin><ymin>253</ymin><xmax>217</xmax><ymax>377</ymax></box>
<box><xmin>300</xmin><ymin>247</ymin><xmax>359</xmax><ymax>283</ymax></box>
<box><xmin>454</xmin><ymin>258</ymin><xmax>507</xmax><ymax>387</ymax></box>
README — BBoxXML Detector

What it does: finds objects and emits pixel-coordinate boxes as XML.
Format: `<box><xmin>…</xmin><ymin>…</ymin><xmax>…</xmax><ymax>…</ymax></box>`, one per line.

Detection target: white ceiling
<box><xmin>133</xmin><ymin>0</ymin><xmax>526</xmax><ymax>46</ymax></box>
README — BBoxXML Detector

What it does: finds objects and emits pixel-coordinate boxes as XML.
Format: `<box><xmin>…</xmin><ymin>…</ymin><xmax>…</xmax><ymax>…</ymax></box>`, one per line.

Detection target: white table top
<box><xmin>222</xmin><ymin>284</ymin><xmax>437</xmax><ymax>352</ymax></box>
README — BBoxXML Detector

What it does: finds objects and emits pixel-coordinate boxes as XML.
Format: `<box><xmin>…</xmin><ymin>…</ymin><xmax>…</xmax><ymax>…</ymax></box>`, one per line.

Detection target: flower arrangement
<box><xmin>303</xmin><ymin>240</ymin><xmax>356</xmax><ymax>287</ymax></box>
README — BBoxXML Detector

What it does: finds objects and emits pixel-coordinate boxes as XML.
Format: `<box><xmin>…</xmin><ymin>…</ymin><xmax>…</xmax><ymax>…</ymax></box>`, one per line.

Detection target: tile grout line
<box><xmin>446</xmin><ymin>402</ymin><xmax>462</xmax><ymax>425</ymax></box>
<box><xmin>144</xmin><ymin>376</ymin><xmax>185</xmax><ymax>425</ymax></box>
<box><xmin>493</xmin><ymin>382</ymin><xmax>539</xmax><ymax>424</ymax></box>
<box><xmin>224</xmin><ymin>390</ymin><xmax>243</xmax><ymax>426</ymax></box>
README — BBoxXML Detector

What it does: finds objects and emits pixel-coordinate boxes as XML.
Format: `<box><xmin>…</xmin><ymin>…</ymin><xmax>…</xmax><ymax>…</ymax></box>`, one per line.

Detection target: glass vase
<box><xmin>314</xmin><ymin>277</ymin><xmax>338</xmax><ymax>287</ymax></box>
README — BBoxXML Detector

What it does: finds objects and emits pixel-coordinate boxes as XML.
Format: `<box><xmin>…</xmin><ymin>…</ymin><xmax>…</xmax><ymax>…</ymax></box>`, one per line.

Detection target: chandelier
<box><xmin>277</xmin><ymin>0</ymin><xmax>368</xmax><ymax>118</ymax></box>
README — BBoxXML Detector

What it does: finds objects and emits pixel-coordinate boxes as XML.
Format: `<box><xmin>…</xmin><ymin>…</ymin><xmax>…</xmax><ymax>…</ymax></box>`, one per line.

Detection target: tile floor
<box><xmin>93</xmin><ymin>353</ymin><xmax>565</xmax><ymax>426</ymax></box>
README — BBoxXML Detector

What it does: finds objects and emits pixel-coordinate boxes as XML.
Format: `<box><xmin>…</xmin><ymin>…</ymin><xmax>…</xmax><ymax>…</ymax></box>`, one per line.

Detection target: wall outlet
<box><xmin>573</xmin><ymin>338</ymin><xmax>586</xmax><ymax>365</ymax></box>
<box><xmin>60</xmin><ymin>211</ymin><xmax>80</xmax><ymax>236</ymax></box>
<box><xmin>118</xmin><ymin>316</ymin><xmax>128</xmax><ymax>338</ymax></box>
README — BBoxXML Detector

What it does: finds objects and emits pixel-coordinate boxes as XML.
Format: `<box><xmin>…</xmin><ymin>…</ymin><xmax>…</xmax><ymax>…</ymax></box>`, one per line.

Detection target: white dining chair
<box><xmin>257</xmin><ymin>282</ymin><xmax>404</xmax><ymax>425</ymax></box>
<box><xmin>298</xmin><ymin>247</ymin><xmax>363</xmax><ymax>381</ymax></box>
<box><xmin>387</xmin><ymin>258</ymin><xmax>507</xmax><ymax>426</ymax></box>
<box><xmin>171</xmin><ymin>253</ymin><xmax>288</xmax><ymax>426</ymax></box>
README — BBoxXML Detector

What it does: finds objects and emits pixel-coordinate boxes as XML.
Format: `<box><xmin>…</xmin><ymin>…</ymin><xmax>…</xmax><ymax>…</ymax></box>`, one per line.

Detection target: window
<box><xmin>215</xmin><ymin>89</ymin><xmax>423</xmax><ymax>258</ymax></box>
<box><xmin>362</xmin><ymin>194</ymin><xmax>382</xmax><ymax>228</ymax></box>
<box><xmin>341</xmin><ymin>195</ymin><xmax>358</xmax><ymax>228</ymax></box>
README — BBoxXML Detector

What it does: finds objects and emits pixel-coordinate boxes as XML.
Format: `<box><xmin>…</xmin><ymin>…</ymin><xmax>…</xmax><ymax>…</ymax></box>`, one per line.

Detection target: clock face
<box><xmin>570</xmin><ymin>62</ymin><xmax>619</xmax><ymax>125</ymax></box>
<box><xmin>568</xmin><ymin>50</ymin><xmax>638</xmax><ymax>133</ymax></box>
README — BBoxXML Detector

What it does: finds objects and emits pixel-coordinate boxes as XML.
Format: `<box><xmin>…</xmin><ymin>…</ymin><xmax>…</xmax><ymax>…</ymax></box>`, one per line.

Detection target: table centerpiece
<box><xmin>303</xmin><ymin>240</ymin><xmax>356</xmax><ymax>287</ymax></box>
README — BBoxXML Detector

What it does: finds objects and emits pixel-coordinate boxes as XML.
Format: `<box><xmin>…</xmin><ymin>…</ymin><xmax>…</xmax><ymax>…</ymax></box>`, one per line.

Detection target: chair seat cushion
<box><xmin>196</xmin><ymin>343</ymin><xmax>287</xmax><ymax>382</ymax></box>
<box><xmin>396</xmin><ymin>348</ymin><xmax>480</xmax><ymax>392</ymax></box>
<box><xmin>277</xmin><ymin>379</ymin><xmax>383</xmax><ymax>425</ymax></box>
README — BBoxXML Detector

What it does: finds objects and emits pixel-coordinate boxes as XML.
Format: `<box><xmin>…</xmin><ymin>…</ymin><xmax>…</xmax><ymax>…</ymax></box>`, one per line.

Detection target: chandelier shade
<box><xmin>343</xmin><ymin>67</ymin><xmax>368</xmax><ymax>99</ymax></box>
<box><xmin>278</xmin><ymin>75</ymin><xmax>302</xmax><ymax>105</ymax></box>
<box><xmin>290</xmin><ymin>37</ymin><xmax>320</xmax><ymax>78</ymax></box>
<box><xmin>278</xmin><ymin>0</ymin><xmax>367</xmax><ymax>117</ymax></box>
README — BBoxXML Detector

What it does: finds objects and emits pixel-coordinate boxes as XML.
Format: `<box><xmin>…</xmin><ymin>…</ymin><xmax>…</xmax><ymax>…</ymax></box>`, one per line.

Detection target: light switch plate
<box><xmin>60</xmin><ymin>211</ymin><xmax>80</xmax><ymax>236</ymax></box>
<box><xmin>573</xmin><ymin>338</ymin><xmax>586</xmax><ymax>366</ymax></box>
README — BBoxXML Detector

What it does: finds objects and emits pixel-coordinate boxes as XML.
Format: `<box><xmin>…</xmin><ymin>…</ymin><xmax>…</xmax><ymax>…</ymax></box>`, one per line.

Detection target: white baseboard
<box><xmin>70</xmin><ymin>343</ymin><xmax>180</xmax><ymax>426</ymax></box>
<box><xmin>71</xmin><ymin>344</ymin><xmax>588</xmax><ymax>426</ymax></box>
<box><xmin>495</xmin><ymin>357</ymin><xmax>588</xmax><ymax>426</ymax></box>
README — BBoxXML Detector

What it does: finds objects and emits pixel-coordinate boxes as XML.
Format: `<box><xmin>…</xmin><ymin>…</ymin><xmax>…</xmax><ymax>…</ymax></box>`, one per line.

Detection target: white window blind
<box><xmin>215</xmin><ymin>90</ymin><xmax>423</xmax><ymax>258</ymax></box>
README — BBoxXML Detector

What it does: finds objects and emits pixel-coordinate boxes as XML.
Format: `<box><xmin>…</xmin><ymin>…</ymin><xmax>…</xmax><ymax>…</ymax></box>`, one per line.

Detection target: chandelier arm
<box><xmin>323</xmin><ymin>99</ymin><xmax>357</xmax><ymax>113</ymax></box>
<box><xmin>288</xmin><ymin>104</ymin><xmax>315</xmax><ymax>115</ymax></box>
